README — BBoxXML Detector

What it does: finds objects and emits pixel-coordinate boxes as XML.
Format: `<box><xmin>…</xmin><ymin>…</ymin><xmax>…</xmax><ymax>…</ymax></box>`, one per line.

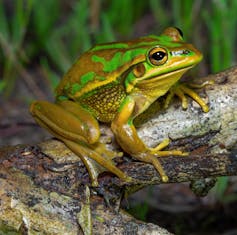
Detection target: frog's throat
<box><xmin>136</xmin><ymin>66</ymin><xmax>193</xmax><ymax>89</ymax></box>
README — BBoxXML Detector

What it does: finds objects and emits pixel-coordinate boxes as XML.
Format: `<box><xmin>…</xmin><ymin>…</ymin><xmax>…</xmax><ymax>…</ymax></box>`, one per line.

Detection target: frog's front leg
<box><xmin>30</xmin><ymin>100</ymin><xmax>132</xmax><ymax>186</ymax></box>
<box><xmin>111</xmin><ymin>96</ymin><xmax>187</xmax><ymax>182</ymax></box>
<box><xmin>164</xmin><ymin>81</ymin><xmax>213</xmax><ymax>112</ymax></box>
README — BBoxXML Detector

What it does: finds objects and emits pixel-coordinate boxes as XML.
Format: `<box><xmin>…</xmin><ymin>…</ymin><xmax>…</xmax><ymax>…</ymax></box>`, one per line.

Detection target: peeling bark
<box><xmin>0</xmin><ymin>66</ymin><xmax>237</xmax><ymax>234</ymax></box>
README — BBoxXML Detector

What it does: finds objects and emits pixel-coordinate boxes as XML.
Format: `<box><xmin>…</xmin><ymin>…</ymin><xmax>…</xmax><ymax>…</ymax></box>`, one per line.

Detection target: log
<box><xmin>0</xmin><ymin>66</ymin><xmax>237</xmax><ymax>234</ymax></box>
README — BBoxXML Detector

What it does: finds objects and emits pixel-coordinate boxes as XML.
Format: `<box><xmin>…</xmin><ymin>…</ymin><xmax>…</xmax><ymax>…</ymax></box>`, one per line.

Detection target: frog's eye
<box><xmin>148</xmin><ymin>47</ymin><xmax>168</xmax><ymax>66</ymax></box>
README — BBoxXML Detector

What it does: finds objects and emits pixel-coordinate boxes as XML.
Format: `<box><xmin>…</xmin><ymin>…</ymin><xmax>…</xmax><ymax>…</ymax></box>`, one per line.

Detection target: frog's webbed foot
<box><xmin>164</xmin><ymin>81</ymin><xmax>214</xmax><ymax>112</ymax></box>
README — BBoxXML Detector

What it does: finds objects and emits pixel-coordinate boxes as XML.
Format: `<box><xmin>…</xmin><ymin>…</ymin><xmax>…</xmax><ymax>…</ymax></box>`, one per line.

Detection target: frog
<box><xmin>30</xmin><ymin>27</ymin><xmax>209</xmax><ymax>186</ymax></box>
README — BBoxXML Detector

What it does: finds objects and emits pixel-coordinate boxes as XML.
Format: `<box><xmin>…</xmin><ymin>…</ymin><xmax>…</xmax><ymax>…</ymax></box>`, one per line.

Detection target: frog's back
<box><xmin>55</xmin><ymin>36</ymin><xmax>164</xmax><ymax>122</ymax></box>
<box><xmin>56</xmin><ymin>36</ymin><xmax>160</xmax><ymax>100</ymax></box>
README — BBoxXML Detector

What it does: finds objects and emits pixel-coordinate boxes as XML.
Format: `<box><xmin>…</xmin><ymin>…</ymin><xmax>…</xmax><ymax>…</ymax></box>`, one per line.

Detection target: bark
<box><xmin>0</xmin><ymin>66</ymin><xmax>237</xmax><ymax>234</ymax></box>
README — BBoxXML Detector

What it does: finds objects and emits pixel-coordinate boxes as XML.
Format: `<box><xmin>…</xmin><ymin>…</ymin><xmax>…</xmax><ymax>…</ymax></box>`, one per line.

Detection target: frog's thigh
<box><xmin>30</xmin><ymin>100</ymin><xmax>132</xmax><ymax>186</ymax></box>
<box><xmin>30</xmin><ymin>100</ymin><xmax>100</xmax><ymax>145</ymax></box>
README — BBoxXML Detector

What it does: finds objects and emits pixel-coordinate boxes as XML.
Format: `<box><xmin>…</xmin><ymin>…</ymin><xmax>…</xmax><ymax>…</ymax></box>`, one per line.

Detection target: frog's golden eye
<box><xmin>148</xmin><ymin>47</ymin><xmax>168</xmax><ymax>66</ymax></box>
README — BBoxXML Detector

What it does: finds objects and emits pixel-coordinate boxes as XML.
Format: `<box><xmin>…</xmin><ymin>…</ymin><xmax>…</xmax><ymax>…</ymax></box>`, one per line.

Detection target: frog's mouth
<box><xmin>137</xmin><ymin>65</ymin><xmax>194</xmax><ymax>89</ymax></box>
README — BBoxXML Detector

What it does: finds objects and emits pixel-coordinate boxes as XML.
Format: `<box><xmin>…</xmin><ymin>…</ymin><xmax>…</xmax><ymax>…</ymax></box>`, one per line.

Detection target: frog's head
<box><xmin>125</xmin><ymin>27</ymin><xmax>203</xmax><ymax>94</ymax></box>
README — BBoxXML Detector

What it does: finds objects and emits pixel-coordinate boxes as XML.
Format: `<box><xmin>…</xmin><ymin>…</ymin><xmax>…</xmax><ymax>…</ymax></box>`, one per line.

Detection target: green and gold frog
<box><xmin>30</xmin><ymin>27</ymin><xmax>208</xmax><ymax>186</ymax></box>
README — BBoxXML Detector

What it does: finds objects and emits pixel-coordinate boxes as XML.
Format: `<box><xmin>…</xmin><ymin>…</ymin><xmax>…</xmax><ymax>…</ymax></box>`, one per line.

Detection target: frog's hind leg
<box><xmin>63</xmin><ymin>138</ymin><xmax>131</xmax><ymax>186</ymax></box>
<box><xmin>30</xmin><ymin>100</ymin><xmax>132</xmax><ymax>186</ymax></box>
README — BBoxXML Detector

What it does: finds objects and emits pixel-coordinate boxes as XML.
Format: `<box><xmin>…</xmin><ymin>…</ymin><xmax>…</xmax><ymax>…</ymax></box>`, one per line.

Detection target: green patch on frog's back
<box><xmin>64</xmin><ymin>71</ymin><xmax>108</xmax><ymax>97</ymax></box>
<box><xmin>71</xmin><ymin>71</ymin><xmax>101</xmax><ymax>93</ymax></box>
<box><xmin>67</xmin><ymin>46</ymin><xmax>147</xmax><ymax>98</ymax></box>
<box><xmin>91</xmin><ymin>48</ymin><xmax>146</xmax><ymax>73</ymax></box>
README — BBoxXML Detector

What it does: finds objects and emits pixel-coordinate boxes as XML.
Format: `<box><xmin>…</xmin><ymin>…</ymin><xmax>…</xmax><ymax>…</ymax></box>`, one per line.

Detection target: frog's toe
<box><xmin>155</xmin><ymin>150</ymin><xmax>188</xmax><ymax>157</ymax></box>
<box><xmin>151</xmin><ymin>138</ymin><xmax>170</xmax><ymax>152</ymax></box>
<box><xmin>142</xmin><ymin>154</ymin><xmax>169</xmax><ymax>182</ymax></box>
<box><xmin>164</xmin><ymin>85</ymin><xmax>188</xmax><ymax>110</ymax></box>
<box><xmin>178</xmin><ymin>84</ymin><xmax>209</xmax><ymax>112</ymax></box>
<box><xmin>188</xmin><ymin>80</ymin><xmax>214</xmax><ymax>88</ymax></box>
<box><xmin>150</xmin><ymin>139</ymin><xmax>188</xmax><ymax>157</ymax></box>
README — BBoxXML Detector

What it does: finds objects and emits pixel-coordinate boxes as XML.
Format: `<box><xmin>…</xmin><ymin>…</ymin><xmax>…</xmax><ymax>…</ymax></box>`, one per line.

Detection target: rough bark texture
<box><xmin>0</xmin><ymin>66</ymin><xmax>237</xmax><ymax>234</ymax></box>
